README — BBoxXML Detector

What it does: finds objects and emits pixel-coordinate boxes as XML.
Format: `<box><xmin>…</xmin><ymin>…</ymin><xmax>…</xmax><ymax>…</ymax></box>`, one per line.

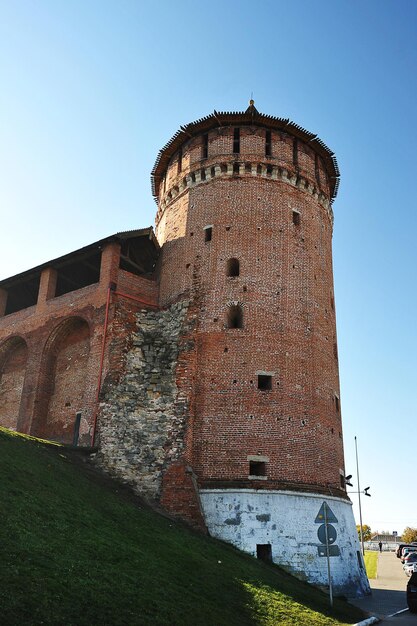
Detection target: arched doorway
<box><xmin>34</xmin><ymin>317</ymin><xmax>91</xmax><ymax>444</ymax></box>
<box><xmin>0</xmin><ymin>337</ymin><xmax>28</xmax><ymax>430</ymax></box>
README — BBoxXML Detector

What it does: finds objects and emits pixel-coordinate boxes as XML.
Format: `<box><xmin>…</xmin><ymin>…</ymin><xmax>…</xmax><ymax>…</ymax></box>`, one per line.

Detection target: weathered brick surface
<box><xmin>95</xmin><ymin>302</ymin><xmax>193</xmax><ymax>497</ymax></box>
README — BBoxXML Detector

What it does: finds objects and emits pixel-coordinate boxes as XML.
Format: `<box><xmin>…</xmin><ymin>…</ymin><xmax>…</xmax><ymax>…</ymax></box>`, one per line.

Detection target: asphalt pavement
<box><xmin>348</xmin><ymin>551</ymin><xmax>417</xmax><ymax>624</ymax></box>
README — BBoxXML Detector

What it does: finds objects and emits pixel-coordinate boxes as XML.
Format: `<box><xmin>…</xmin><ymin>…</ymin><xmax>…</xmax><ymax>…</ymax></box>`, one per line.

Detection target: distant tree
<box><xmin>402</xmin><ymin>527</ymin><xmax>417</xmax><ymax>543</ymax></box>
<box><xmin>356</xmin><ymin>524</ymin><xmax>372</xmax><ymax>541</ymax></box>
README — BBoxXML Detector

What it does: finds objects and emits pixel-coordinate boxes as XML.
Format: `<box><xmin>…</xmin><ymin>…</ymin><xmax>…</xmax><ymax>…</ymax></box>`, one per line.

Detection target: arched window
<box><xmin>227</xmin><ymin>305</ymin><xmax>243</xmax><ymax>329</ymax></box>
<box><xmin>226</xmin><ymin>258</ymin><xmax>240</xmax><ymax>277</ymax></box>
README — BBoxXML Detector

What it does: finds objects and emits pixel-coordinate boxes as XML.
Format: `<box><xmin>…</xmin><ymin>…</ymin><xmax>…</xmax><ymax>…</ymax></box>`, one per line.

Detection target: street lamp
<box><xmin>348</xmin><ymin>437</ymin><xmax>371</xmax><ymax>556</ymax></box>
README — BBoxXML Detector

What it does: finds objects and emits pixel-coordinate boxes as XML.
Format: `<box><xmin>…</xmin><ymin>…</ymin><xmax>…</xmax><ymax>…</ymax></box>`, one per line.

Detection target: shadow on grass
<box><xmin>0</xmin><ymin>428</ymin><xmax>366</xmax><ymax>626</ymax></box>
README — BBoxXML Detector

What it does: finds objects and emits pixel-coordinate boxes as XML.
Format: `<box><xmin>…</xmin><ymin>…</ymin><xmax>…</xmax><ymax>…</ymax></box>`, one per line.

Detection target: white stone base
<box><xmin>199</xmin><ymin>488</ymin><xmax>370</xmax><ymax>598</ymax></box>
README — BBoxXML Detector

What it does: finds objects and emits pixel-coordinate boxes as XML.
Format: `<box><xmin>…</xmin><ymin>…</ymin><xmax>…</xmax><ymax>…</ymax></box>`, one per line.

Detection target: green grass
<box><xmin>364</xmin><ymin>551</ymin><xmax>378</xmax><ymax>579</ymax></box>
<box><xmin>0</xmin><ymin>427</ymin><xmax>366</xmax><ymax>626</ymax></box>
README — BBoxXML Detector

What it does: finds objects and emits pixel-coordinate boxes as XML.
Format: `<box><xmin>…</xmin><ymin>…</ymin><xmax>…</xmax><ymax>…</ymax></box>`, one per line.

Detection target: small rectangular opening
<box><xmin>233</xmin><ymin>127</ymin><xmax>240</xmax><ymax>154</ymax></box>
<box><xmin>257</xmin><ymin>544</ymin><xmax>272</xmax><ymax>562</ymax></box>
<box><xmin>335</xmin><ymin>395</ymin><xmax>340</xmax><ymax>412</ymax></box>
<box><xmin>257</xmin><ymin>374</ymin><xmax>272</xmax><ymax>390</ymax></box>
<box><xmin>202</xmin><ymin>133</ymin><xmax>209</xmax><ymax>159</ymax></box>
<box><xmin>233</xmin><ymin>162</ymin><xmax>240</xmax><ymax>174</ymax></box>
<box><xmin>250</xmin><ymin>460</ymin><xmax>266</xmax><ymax>476</ymax></box>
<box><xmin>204</xmin><ymin>226</ymin><xmax>212</xmax><ymax>242</ymax></box>
<box><xmin>292</xmin><ymin>210</ymin><xmax>300</xmax><ymax>226</ymax></box>
<box><xmin>265</xmin><ymin>130</ymin><xmax>272</xmax><ymax>157</ymax></box>
<box><xmin>177</xmin><ymin>148</ymin><xmax>182</xmax><ymax>173</ymax></box>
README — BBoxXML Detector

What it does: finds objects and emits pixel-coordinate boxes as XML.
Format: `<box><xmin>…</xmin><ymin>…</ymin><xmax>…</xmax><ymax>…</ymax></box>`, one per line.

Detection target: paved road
<box><xmin>348</xmin><ymin>551</ymin><xmax>417</xmax><ymax>623</ymax></box>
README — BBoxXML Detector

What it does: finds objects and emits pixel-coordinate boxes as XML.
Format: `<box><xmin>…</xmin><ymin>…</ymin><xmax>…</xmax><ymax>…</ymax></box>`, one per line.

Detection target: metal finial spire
<box><xmin>245</xmin><ymin>95</ymin><xmax>258</xmax><ymax>116</ymax></box>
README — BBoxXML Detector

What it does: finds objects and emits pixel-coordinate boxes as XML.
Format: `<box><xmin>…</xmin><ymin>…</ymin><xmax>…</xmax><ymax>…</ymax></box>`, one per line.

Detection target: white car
<box><xmin>404</xmin><ymin>562</ymin><xmax>417</xmax><ymax>577</ymax></box>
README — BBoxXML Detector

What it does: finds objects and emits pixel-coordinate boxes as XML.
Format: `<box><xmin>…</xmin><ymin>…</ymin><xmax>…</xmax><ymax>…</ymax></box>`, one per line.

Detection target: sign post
<box><xmin>323</xmin><ymin>503</ymin><xmax>333</xmax><ymax>607</ymax></box>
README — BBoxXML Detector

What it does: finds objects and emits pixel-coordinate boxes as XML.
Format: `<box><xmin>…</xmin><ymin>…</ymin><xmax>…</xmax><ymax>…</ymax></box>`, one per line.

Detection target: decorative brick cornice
<box><xmin>156</xmin><ymin>159</ymin><xmax>334</xmax><ymax>228</ymax></box>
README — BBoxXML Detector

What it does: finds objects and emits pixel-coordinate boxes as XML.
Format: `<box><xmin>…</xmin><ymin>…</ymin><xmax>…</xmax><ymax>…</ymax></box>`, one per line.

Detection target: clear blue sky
<box><xmin>1</xmin><ymin>0</ymin><xmax>416</xmax><ymax>535</ymax></box>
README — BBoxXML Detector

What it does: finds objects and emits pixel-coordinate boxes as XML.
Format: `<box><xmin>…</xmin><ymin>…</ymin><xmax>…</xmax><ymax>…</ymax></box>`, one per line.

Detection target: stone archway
<box><xmin>33</xmin><ymin>317</ymin><xmax>91</xmax><ymax>444</ymax></box>
<box><xmin>0</xmin><ymin>336</ymin><xmax>28</xmax><ymax>430</ymax></box>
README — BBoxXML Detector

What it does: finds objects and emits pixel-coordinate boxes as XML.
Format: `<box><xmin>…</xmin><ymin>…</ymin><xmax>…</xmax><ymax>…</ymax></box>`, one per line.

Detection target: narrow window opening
<box><xmin>265</xmin><ymin>130</ymin><xmax>272</xmax><ymax>157</ymax></box>
<box><xmin>256</xmin><ymin>544</ymin><xmax>272</xmax><ymax>562</ymax></box>
<box><xmin>233</xmin><ymin>161</ymin><xmax>240</xmax><ymax>174</ymax></box>
<box><xmin>330</xmin><ymin>295</ymin><xmax>335</xmax><ymax>310</ymax></box>
<box><xmin>226</xmin><ymin>258</ymin><xmax>240</xmax><ymax>277</ymax></box>
<box><xmin>292</xmin><ymin>210</ymin><xmax>300</xmax><ymax>226</ymax></box>
<box><xmin>211</xmin><ymin>166</ymin><xmax>216</xmax><ymax>178</ymax></box>
<box><xmin>220</xmin><ymin>163</ymin><xmax>227</xmax><ymax>173</ymax></box>
<box><xmin>245</xmin><ymin>162</ymin><xmax>251</xmax><ymax>173</ymax></box>
<box><xmin>201</xmin><ymin>168</ymin><xmax>206</xmax><ymax>181</ymax></box>
<box><xmin>335</xmin><ymin>395</ymin><xmax>340</xmax><ymax>412</ymax></box>
<box><xmin>177</xmin><ymin>148</ymin><xmax>182</xmax><ymax>173</ymax></box>
<box><xmin>257</xmin><ymin>164</ymin><xmax>262</xmax><ymax>175</ymax></box>
<box><xmin>258</xmin><ymin>374</ymin><xmax>272</xmax><ymax>390</ymax></box>
<box><xmin>202</xmin><ymin>133</ymin><xmax>209</xmax><ymax>159</ymax></box>
<box><xmin>233</xmin><ymin>127</ymin><xmax>240</xmax><ymax>154</ymax></box>
<box><xmin>227</xmin><ymin>305</ymin><xmax>243</xmax><ymax>329</ymax></box>
<box><xmin>266</xmin><ymin>164</ymin><xmax>273</xmax><ymax>176</ymax></box>
<box><xmin>250</xmin><ymin>461</ymin><xmax>266</xmax><ymax>476</ymax></box>
<box><xmin>204</xmin><ymin>226</ymin><xmax>212</xmax><ymax>243</ymax></box>
<box><xmin>293</xmin><ymin>138</ymin><xmax>298</xmax><ymax>167</ymax></box>
<box><xmin>191</xmin><ymin>172</ymin><xmax>196</xmax><ymax>183</ymax></box>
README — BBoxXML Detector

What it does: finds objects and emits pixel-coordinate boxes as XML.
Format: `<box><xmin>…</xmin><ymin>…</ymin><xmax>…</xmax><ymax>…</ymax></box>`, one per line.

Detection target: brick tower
<box><xmin>151</xmin><ymin>102</ymin><xmax>370</xmax><ymax>597</ymax></box>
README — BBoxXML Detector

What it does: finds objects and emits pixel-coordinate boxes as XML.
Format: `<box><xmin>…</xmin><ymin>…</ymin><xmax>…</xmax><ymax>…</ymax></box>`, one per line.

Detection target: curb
<box><xmin>353</xmin><ymin>618</ymin><xmax>379</xmax><ymax>626</ymax></box>
<box><xmin>353</xmin><ymin>607</ymin><xmax>409</xmax><ymax>625</ymax></box>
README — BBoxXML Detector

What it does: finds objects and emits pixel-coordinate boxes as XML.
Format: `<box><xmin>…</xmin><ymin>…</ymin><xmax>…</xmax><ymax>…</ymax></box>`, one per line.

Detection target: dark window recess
<box><xmin>119</xmin><ymin>237</ymin><xmax>157</xmax><ymax>277</ymax></box>
<box><xmin>227</xmin><ymin>305</ymin><xmax>243</xmax><ymax>329</ymax></box>
<box><xmin>250</xmin><ymin>461</ymin><xmax>266</xmax><ymax>476</ymax></box>
<box><xmin>315</xmin><ymin>153</ymin><xmax>321</xmax><ymax>185</ymax></box>
<box><xmin>177</xmin><ymin>148</ymin><xmax>182</xmax><ymax>173</ymax></box>
<box><xmin>293</xmin><ymin>138</ymin><xmax>298</xmax><ymax>167</ymax></box>
<box><xmin>292</xmin><ymin>211</ymin><xmax>300</xmax><ymax>226</ymax></box>
<box><xmin>266</xmin><ymin>164</ymin><xmax>273</xmax><ymax>176</ymax></box>
<box><xmin>233</xmin><ymin>162</ymin><xmax>240</xmax><ymax>174</ymax></box>
<box><xmin>204</xmin><ymin>227</ymin><xmax>212</xmax><ymax>242</ymax></box>
<box><xmin>330</xmin><ymin>295</ymin><xmax>335</xmax><ymax>310</ymax></box>
<box><xmin>202</xmin><ymin>133</ymin><xmax>209</xmax><ymax>159</ymax></box>
<box><xmin>265</xmin><ymin>130</ymin><xmax>272</xmax><ymax>156</ymax></box>
<box><xmin>258</xmin><ymin>374</ymin><xmax>272</xmax><ymax>390</ymax></box>
<box><xmin>226</xmin><ymin>258</ymin><xmax>240</xmax><ymax>277</ymax></box>
<box><xmin>245</xmin><ymin>162</ymin><xmax>251</xmax><ymax>173</ymax></box>
<box><xmin>233</xmin><ymin>127</ymin><xmax>240</xmax><ymax>154</ymax></box>
<box><xmin>3</xmin><ymin>274</ymin><xmax>41</xmax><ymax>315</ymax></box>
<box><xmin>257</xmin><ymin>544</ymin><xmax>272</xmax><ymax>562</ymax></box>
<box><xmin>335</xmin><ymin>396</ymin><xmax>340</xmax><ymax>412</ymax></box>
<box><xmin>55</xmin><ymin>251</ymin><xmax>101</xmax><ymax>297</ymax></box>
<box><xmin>201</xmin><ymin>168</ymin><xmax>206</xmax><ymax>181</ymax></box>
<box><xmin>210</xmin><ymin>166</ymin><xmax>216</xmax><ymax>177</ymax></box>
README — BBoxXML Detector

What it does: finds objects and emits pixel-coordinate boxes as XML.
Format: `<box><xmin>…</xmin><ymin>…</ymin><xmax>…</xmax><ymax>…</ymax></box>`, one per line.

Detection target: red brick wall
<box><xmin>35</xmin><ymin>318</ymin><xmax>91</xmax><ymax>444</ymax></box>
<box><xmin>0</xmin><ymin>338</ymin><xmax>28</xmax><ymax>429</ymax></box>
<box><xmin>0</xmin><ymin>242</ymin><xmax>159</xmax><ymax>446</ymax></box>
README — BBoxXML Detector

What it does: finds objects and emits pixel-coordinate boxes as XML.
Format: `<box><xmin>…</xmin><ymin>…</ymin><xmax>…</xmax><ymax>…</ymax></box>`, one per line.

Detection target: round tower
<box><xmin>152</xmin><ymin>102</ymin><xmax>369</xmax><ymax>597</ymax></box>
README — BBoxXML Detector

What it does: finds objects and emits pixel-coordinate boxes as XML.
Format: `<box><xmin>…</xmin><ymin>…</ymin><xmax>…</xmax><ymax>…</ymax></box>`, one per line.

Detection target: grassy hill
<box><xmin>0</xmin><ymin>427</ymin><xmax>365</xmax><ymax>626</ymax></box>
